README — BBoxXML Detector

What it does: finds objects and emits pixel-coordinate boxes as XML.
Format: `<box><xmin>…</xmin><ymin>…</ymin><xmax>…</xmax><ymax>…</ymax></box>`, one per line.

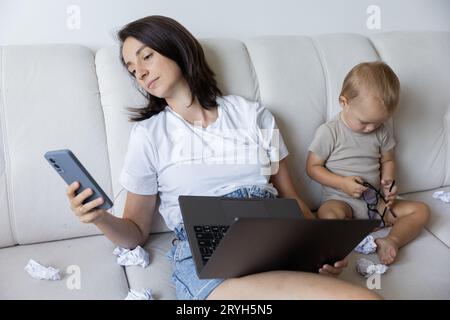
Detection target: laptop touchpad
<box><xmin>220</xmin><ymin>199</ymin><xmax>269</xmax><ymax>220</ymax></box>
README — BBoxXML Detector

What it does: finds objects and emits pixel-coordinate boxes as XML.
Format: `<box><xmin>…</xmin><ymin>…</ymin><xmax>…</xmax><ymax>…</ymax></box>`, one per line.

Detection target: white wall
<box><xmin>1</xmin><ymin>0</ymin><xmax>449</xmax><ymax>50</ymax></box>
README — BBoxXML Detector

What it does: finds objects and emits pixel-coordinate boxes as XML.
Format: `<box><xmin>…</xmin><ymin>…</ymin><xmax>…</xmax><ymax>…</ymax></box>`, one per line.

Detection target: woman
<box><xmin>67</xmin><ymin>15</ymin><xmax>380</xmax><ymax>300</ymax></box>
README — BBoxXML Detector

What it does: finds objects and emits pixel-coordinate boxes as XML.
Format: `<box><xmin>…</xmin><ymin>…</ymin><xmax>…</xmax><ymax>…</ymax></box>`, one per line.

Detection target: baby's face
<box><xmin>341</xmin><ymin>95</ymin><xmax>392</xmax><ymax>134</ymax></box>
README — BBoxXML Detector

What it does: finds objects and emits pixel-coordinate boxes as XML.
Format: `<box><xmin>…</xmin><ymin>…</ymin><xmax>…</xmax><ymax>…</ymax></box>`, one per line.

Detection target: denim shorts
<box><xmin>166</xmin><ymin>185</ymin><xmax>277</xmax><ymax>300</ymax></box>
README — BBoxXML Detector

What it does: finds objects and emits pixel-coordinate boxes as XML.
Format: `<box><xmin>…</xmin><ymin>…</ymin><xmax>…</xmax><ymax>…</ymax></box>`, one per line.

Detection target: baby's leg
<box><xmin>318</xmin><ymin>200</ymin><xmax>353</xmax><ymax>220</ymax></box>
<box><xmin>376</xmin><ymin>200</ymin><xmax>430</xmax><ymax>265</ymax></box>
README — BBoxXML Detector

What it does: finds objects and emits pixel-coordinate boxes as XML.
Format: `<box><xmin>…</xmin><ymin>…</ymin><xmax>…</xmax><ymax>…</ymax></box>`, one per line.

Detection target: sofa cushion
<box><xmin>124</xmin><ymin>232</ymin><xmax>176</xmax><ymax>300</ymax></box>
<box><xmin>244</xmin><ymin>36</ymin><xmax>328</xmax><ymax>210</ymax></box>
<box><xmin>0</xmin><ymin>45</ymin><xmax>112</xmax><ymax>246</ymax></box>
<box><xmin>129</xmin><ymin>228</ymin><xmax>450</xmax><ymax>300</ymax></box>
<box><xmin>341</xmin><ymin>228</ymin><xmax>450</xmax><ymax>299</ymax></box>
<box><xmin>401</xmin><ymin>186</ymin><xmax>450</xmax><ymax>247</ymax></box>
<box><xmin>312</xmin><ymin>34</ymin><xmax>380</xmax><ymax>120</ymax></box>
<box><xmin>0</xmin><ymin>235</ymin><xmax>129</xmax><ymax>299</ymax></box>
<box><xmin>0</xmin><ymin>47</ymin><xmax>14</xmax><ymax>246</ymax></box>
<box><xmin>369</xmin><ymin>32</ymin><xmax>450</xmax><ymax>193</ymax></box>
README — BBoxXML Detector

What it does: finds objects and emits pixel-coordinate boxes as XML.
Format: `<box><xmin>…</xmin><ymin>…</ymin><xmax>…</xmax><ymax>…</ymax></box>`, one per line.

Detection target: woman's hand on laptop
<box><xmin>318</xmin><ymin>257</ymin><xmax>348</xmax><ymax>276</ymax></box>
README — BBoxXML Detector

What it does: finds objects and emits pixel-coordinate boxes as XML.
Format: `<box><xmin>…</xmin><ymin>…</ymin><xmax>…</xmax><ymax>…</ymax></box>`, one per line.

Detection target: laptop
<box><xmin>178</xmin><ymin>195</ymin><xmax>378</xmax><ymax>279</ymax></box>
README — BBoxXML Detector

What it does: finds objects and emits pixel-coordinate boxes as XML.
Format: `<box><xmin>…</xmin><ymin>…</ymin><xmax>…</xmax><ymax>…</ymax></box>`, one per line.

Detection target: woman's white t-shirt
<box><xmin>119</xmin><ymin>95</ymin><xmax>289</xmax><ymax>230</ymax></box>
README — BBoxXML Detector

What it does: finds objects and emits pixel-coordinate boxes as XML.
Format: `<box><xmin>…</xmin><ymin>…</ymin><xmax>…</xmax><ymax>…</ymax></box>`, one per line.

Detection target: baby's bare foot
<box><xmin>375</xmin><ymin>237</ymin><xmax>399</xmax><ymax>265</ymax></box>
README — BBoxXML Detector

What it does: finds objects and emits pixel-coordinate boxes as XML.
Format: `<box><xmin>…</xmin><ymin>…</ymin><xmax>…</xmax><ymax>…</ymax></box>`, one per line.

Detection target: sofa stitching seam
<box><xmin>122</xmin><ymin>265</ymin><xmax>132</xmax><ymax>293</ymax></box>
<box><xmin>241</xmin><ymin>39</ymin><xmax>262</xmax><ymax>103</ymax></box>
<box><xmin>425</xmin><ymin>226</ymin><xmax>450</xmax><ymax>250</ymax></box>
<box><xmin>367</xmin><ymin>35</ymin><xmax>382</xmax><ymax>61</ymax></box>
<box><xmin>444</xmin><ymin>106</ymin><xmax>449</xmax><ymax>185</ymax></box>
<box><xmin>0</xmin><ymin>47</ymin><xmax>18</xmax><ymax>244</ymax></box>
<box><xmin>310</xmin><ymin>37</ymin><xmax>330</xmax><ymax>122</ymax></box>
<box><xmin>93</xmin><ymin>51</ymin><xmax>117</xmax><ymax>216</ymax></box>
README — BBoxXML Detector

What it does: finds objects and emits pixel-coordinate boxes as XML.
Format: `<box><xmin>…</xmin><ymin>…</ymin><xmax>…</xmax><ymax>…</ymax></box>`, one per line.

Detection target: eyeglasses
<box><xmin>361</xmin><ymin>180</ymin><xmax>397</xmax><ymax>227</ymax></box>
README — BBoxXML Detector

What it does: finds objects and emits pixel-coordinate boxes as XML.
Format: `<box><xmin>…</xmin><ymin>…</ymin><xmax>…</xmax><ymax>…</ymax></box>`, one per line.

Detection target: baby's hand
<box><xmin>341</xmin><ymin>176</ymin><xmax>368</xmax><ymax>199</ymax></box>
<box><xmin>381</xmin><ymin>179</ymin><xmax>398</xmax><ymax>208</ymax></box>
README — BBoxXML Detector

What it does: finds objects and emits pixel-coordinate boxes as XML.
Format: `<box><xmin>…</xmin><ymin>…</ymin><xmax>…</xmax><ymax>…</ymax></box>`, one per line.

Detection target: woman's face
<box><xmin>122</xmin><ymin>37</ymin><xmax>185</xmax><ymax>98</ymax></box>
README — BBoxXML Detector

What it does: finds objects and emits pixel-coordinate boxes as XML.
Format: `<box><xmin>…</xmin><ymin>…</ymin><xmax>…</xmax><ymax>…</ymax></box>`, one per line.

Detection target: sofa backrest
<box><xmin>1</xmin><ymin>32</ymin><xmax>449</xmax><ymax>247</ymax></box>
<box><xmin>0</xmin><ymin>45</ymin><xmax>111</xmax><ymax>247</ymax></box>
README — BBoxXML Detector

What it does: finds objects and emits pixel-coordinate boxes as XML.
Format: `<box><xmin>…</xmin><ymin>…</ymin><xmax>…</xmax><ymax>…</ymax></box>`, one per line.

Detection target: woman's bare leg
<box><xmin>207</xmin><ymin>270</ymin><xmax>381</xmax><ymax>300</ymax></box>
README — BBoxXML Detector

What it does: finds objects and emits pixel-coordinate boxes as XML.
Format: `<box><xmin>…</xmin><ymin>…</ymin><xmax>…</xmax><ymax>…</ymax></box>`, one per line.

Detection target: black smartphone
<box><xmin>44</xmin><ymin>149</ymin><xmax>113</xmax><ymax>210</ymax></box>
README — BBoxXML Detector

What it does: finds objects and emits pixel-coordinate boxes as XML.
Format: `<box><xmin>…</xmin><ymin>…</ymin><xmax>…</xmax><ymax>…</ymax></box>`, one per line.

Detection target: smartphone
<box><xmin>44</xmin><ymin>149</ymin><xmax>113</xmax><ymax>210</ymax></box>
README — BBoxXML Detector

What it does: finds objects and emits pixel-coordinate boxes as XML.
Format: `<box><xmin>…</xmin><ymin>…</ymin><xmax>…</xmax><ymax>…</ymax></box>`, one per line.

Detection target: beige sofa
<box><xmin>0</xmin><ymin>32</ymin><xmax>449</xmax><ymax>299</ymax></box>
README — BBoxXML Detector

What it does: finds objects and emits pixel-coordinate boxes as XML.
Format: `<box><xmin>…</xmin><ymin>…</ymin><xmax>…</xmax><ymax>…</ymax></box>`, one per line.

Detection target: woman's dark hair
<box><xmin>118</xmin><ymin>15</ymin><xmax>222</xmax><ymax>122</ymax></box>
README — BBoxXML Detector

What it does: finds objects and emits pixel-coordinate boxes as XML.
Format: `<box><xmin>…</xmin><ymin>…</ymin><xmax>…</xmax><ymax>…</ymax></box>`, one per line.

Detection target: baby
<box><xmin>306</xmin><ymin>61</ymin><xmax>430</xmax><ymax>265</ymax></box>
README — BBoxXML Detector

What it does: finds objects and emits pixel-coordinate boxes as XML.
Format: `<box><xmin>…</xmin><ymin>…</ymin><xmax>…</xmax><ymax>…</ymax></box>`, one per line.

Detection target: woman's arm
<box><xmin>270</xmin><ymin>158</ymin><xmax>315</xmax><ymax>219</ymax></box>
<box><xmin>67</xmin><ymin>181</ymin><xmax>156</xmax><ymax>249</ymax></box>
<box><xmin>94</xmin><ymin>192</ymin><xmax>157</xmax><ymax>248</ymax></box>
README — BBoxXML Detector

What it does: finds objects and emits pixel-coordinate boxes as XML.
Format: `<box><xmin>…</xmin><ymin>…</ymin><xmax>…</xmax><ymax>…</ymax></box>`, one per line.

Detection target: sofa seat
<box><xmin>0</xmin><ymin>235</ymin><xmax>129</xmax><ymax>299</ymax></box>
<box><xmin>135</xmin><ymin>216</ymin><xmax>450</xmax><ymax>300</ymax></box>
<box><xmin>401</xmin><ymin>186</ymin><xmax>450</xmax><ymax>247</ymax></box>
<box><xmin>124</xmin><ymin>232</ymin><xmax>176</xmax><ymax>300</ymax></box>
<box><xmin>133</xmin><ymin>187</ymin><xmax>450</xmax><ymax>300</ymax></box>
<box><xmin>341</xmin><ymin>228</ymin><xmax>450</xmax><ymax>299</ymax></box>
<box><xmin>1</xmin><ymin>201</ymin><xmax>448</xmax><ymax>299</ymax></box>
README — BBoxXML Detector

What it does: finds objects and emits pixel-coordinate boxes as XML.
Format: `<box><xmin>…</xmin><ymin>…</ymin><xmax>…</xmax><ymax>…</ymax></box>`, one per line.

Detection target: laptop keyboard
<box><xmin>194</xmin><ymin>225</ymin><xmax>229</xmax><ymax>265</ymax></box>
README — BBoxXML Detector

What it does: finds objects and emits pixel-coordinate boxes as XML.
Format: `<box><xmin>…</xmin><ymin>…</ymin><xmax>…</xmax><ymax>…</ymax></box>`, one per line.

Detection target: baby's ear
<box><xmin>339</xmin><ymin>96</ymin><xmax>348</xmax><ymax>108</ymax></box>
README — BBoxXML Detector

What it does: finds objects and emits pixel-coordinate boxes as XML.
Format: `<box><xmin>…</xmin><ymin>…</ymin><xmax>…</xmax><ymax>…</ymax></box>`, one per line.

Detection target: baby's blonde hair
<box><xmin>339</xmin><ymin>61</ymin><xmax>400</xmax><ymax>114</ymax></box>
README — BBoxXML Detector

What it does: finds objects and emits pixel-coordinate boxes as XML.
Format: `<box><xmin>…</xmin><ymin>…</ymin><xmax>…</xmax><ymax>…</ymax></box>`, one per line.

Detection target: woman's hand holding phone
<box><xmin>67</xmin><ymin>181</ymin><xmax>107</xmax><ymax>224</ymax></box>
